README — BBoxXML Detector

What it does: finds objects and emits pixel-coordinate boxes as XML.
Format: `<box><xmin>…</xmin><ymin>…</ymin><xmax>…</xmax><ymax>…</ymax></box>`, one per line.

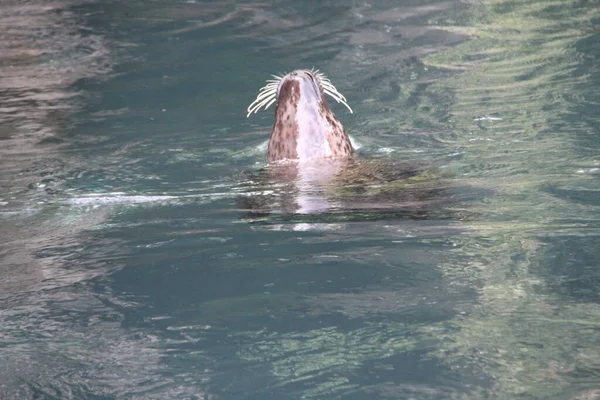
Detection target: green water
<box><xmin>1</xmin><ymin>0</ymin><xmax>599</xmax><ymax>399</ymax></box>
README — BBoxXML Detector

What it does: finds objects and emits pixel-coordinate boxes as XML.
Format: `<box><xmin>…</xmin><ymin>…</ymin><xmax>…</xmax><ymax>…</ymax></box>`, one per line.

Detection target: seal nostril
<box><xmin>302</xmin><ymin>72</ymin><xmax>320</xmax><ymax>94</ymax></box>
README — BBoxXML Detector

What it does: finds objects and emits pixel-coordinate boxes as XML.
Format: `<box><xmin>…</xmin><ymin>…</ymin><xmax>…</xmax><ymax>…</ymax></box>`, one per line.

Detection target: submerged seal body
<box><xmin>247</xmin><ymin>69</ymin><xmax>354</xmax><ymax>163</ymax></box>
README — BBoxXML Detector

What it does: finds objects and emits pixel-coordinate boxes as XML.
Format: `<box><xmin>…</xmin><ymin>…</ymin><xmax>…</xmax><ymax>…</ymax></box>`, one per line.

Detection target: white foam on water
<box><xmin>349</xmin><ymin>135</ymin><xmax>362</xmax><ymax>150</ymax></box>
<box><xmin>66</xmin><ymin>192</ymin><xmax>177</xmax><ymax>206</ymax></box>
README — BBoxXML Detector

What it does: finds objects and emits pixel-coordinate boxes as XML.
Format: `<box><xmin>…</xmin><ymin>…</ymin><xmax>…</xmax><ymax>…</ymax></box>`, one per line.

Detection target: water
<box><xmin>1</xmin><ymin>0</ymin><xmax>599</xmax><ymax>399</ymax></box>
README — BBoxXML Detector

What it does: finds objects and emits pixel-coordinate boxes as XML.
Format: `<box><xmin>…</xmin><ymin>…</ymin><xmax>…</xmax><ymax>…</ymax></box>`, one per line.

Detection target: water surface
<box><xmin>1</xmin><ymin>0</ymin><xmax>599</xmax><ymax>399</ymax></box>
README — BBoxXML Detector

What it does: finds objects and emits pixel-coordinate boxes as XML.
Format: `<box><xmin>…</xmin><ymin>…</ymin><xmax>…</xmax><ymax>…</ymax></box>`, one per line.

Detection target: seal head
<box><xmin>247</xmin><ymin>69</ymin><xmax>353</xmax><ymax>163</ymax></box>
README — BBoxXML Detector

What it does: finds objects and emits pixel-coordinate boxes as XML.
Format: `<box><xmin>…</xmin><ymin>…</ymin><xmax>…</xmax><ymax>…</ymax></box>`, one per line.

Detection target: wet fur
<box><xmin>267</xmin><ymin>71</ymin><xmax>353</xmax><ymax>163</ymax></box>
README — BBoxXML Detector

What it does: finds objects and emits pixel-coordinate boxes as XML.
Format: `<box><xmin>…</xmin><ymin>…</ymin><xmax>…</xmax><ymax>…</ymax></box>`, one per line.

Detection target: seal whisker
<box><xmin>254</xmin><ymin>87</ymin><xmax>277</xmax><ymax>100</ymax></box>
<box><xmin>321</xmin><ymin>82</ymin><xmax>347</xmax><ymax>102</ymax></box>
<box><xmin>312</xmin><ymin>70</ymin><xmax>352</xmax><ymax>113</ymax></box>
<box><xmin>249</xmin><ymin>91</ymin><xmax>275</xmax><ymax>104</ymax></box>
<box><xmin>247</xmin><ymin>94</ymin><xmax>276</xmax><ymax>116</ymax></box>
<box><xmin>246</xmin><ymin>80</ymin><xmax>280</xmax><ymax>117</ymax></box>
<box><xmin>318</xmin><ymin>77</ymin><xmax>348</xmax><ymax>100</ymax></box>
<box><xmin>263</xmin><ymin>96</ymin><xmax>277</xmax><ymax>111</ymax></box>
<box><xmin>323</xmin><ymin>88</ymin><xmax>353</xmax><ymax>113</ymax></box>
<box><xmin>247</xmin><ymin>69</ymin><xmax>353</xmax><ymax>118</ymax></box>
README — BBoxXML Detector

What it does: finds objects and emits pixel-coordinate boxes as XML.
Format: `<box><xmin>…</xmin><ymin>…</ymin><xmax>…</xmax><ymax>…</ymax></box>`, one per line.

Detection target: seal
<box><xmin>247</xmin><ymin>69</ymin><xmax>354</xmax><ymax>163</ymax></box>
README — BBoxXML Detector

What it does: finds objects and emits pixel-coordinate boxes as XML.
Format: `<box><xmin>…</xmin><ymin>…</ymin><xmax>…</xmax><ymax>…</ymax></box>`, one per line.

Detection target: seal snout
<box><xmin>277</xmin><ymin>71</ymin><xmax>322</xmax><ymax>106</ymax></box>
<box><xmin>247</xmin><ymin>69</ymin><xmax>354</xmax><ymax>163</ymax></box>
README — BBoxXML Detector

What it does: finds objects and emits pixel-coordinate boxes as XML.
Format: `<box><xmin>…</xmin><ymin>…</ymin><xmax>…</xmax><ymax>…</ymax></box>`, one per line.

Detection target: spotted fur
<box><xmin>247</xmin><ymin>69</ymin><xmax>353</xmax><ymax>163</ymax></box>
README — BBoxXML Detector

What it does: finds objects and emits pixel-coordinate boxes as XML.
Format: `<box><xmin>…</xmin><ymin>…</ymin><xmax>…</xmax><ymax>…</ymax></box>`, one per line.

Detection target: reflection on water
<box><xmin>419</xmin><ymin>2</ymin><xmax>600</xmax><ymax>398</ymax></box>
<box><xmin>0</xmin><ymin>0</ymin><xmax>599</xmax><ymax>399</ymax></box>
<box><xmin>0</xmin><ymin>1</ymin><xmax>115</xmax><ymax>203</ymax></box>
<box><xmin>237</xmin><ymin>158</ymin><xmax>455</xmax><ymax>218</ymax></box>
